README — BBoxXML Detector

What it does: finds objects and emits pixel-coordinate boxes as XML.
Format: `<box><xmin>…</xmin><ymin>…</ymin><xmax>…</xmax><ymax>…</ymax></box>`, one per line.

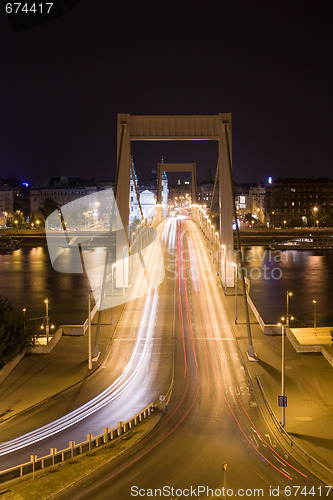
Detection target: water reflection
<box><xmin>1</xmin><ymin>245</ymin><xmax>332</xmax><ymax>329</ymax></box>
<box><xmin>243</xmin><ymin>248</ymin><xmax>333</xmax><ymax>327</ymax></box>
<box><xmin>0</xmin><ymin>247</ymin><xmax>90</xmax><ymax>327</ymax></box>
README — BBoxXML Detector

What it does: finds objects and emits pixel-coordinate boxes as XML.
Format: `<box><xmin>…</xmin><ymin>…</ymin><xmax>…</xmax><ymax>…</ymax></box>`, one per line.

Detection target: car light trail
<box><xmin>0</xmin><ymin>286</ymin><xmax>158</xmax><ymax>457</ymax></box>
<box><xmin>188</xmin><ymin>220</ymin><xmax>306</xmax><ymax>480</ymax></box>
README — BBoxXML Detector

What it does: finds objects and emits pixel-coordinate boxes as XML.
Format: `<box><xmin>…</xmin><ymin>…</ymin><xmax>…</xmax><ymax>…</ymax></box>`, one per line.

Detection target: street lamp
<box><xmin>233</xmin><ymin>262</ymin><xmax>238</xmax><ymax>324</ymax></box>
<box><xmin>313</xmin><ymin>206</ymin><xmax>318</xmax><ymax>227</ymax></box>
<box><xmin>286</xmin><ymin>291</ymin><xmax>293</xmax><ymax>327</ymax></box>
<box><xmin>279</xmin><ymin>312</ymin><xmax>294</xmax><ymax>427</ymax></box>
<box><xmin>111</xmin><ymin>263</ymin><xmax>116</xmax><ymax>325</ymax></box>
<box><xmin>222</xmin><ymin>462</ymin><xmax>228</xmax><ymax>500</ymax></box>
<box><xmin>211</xmin><ymin>225</ymin><xmax>215</xmax><ymax>255</ymax></box>
<box><xmin>215</xmin><ymin>232</ymin><xmax>220</xmax><ymax>274</ymax></box>
<box><xmin>88</xmin><ymin>291</ymin><xmax>92</xmax><ymax>369</ymax></box>
<box><xmin>123</xmin><ymin>246</ymin><xmax>127</xmax><ymax>296</ymax></box>
<box><xmin>22</xmin><ymin>308</ymin><xmax>26</xmax><ymax>331</ymax></box>
<box><xmin>313</xmin><ymin>299</ymin><xmax>317</xmax><ymax>335</ymax></box>
<box><xmin>278</xmin><ymin>318</ymin><xmax>286</xmax><ymax>427</ymax></box>
<box><xmin>44</xmin><ymin>299</ymin><xmax>50</xmax><ymax>344</ymax></box>
<box><xmin>222</xmin><ymin>245</ymin><xmax>227</xmax><ymax>295</ymax></box>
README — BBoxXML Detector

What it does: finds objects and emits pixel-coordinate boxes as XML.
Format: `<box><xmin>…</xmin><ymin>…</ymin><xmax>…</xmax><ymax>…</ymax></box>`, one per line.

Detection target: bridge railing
<box><xmin>0</xmin><ymin>403</ymin><xmax>156</xmax><ymax>484</ymax></box>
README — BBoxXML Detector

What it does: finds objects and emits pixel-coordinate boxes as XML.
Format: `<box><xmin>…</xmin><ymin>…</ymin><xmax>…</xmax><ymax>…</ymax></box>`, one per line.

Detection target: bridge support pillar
<box><xmin>219</xmin><ymin>113</ymin><xmax>234</xmax><ymax>288</ymax></box>
<box><xmin>116</xmin><ymin>114</ymin><xmax>131</xmax><ymax>289</ymax></box>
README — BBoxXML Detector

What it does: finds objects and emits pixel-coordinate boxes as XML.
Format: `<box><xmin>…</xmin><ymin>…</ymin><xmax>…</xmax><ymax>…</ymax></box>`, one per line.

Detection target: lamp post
<box><xmin>111</xmin><ymin>263</ymin><xmax>116</xmax><ymax>325</ymax></box>
<box><xmin>222</xmin><ymin>462</ymin><xmax>228</xmax><ymax>500</ymax></box>
<box><xmin>279</xmin><ymin>309</ymin><xmax>294</xmax><ymax>427</ymax></box>
<box><xmin>215</xmin><ymin>232</ymin><xmax>220</xmax><ymax>274</ymax></box>
<box><xmin>233</xmin><ymin>262</ymin><xmax>238</xmax><ymax>324</ymax></box>
<box><xmin>123</xmin><ymin>246</ymin><xmax>126</xmax><ymax>296</ymax></box>
<box><xmin>222</xmin><ymin>245</ymin><xmax>227</xmax><ymax>295</ymax></box>
<box><xmin>88</xmin><ymin>291</ymin><xmax>92</xmax><ymax>370</ymax></box>
<box><xmin>313</xmin><ymin>299</ymin><xmax>317</xmax><ymax>335</ymax></box>
<box><xmin>313</xmin><ymin>206</ymin><xmax>318</xmax><ymax>227</ymax></box>
<box><xmin>44</xmin><ymin>299</ymin><xmax>49</xmax><ymax>344</ymax></box>
<box><xmin>211</xmin><ymin>225</ymin><xmax>215</xmax><ymax>255</ymax></box>
<box><xmin>286</xmin><ymin>291</ymin><xmax>292</xmax><ymax>327</ymax></box>
<box><xmin>278</xmin><ymin>319</ymin><xmax>286</xmax><ymax>427</ymax></box>
<box><xmin>22</xmin><ymin>308</ymin><xmax>26</xmax><ymax>331</ymax></box>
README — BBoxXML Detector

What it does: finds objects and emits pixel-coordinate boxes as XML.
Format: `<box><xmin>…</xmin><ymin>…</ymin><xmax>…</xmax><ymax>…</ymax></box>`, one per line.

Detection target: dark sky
<box><xmin>0</xmin><ymin>0</ymin><xmax>332</xmax><ymax>185</ymax></box>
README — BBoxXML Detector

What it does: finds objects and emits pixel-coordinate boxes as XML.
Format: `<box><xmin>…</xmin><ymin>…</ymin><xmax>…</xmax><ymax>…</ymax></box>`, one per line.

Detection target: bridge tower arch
<box><xmin>116</xmin><ymin>113</ymin><xmax>234</xmax><ymax>288</ymax></box>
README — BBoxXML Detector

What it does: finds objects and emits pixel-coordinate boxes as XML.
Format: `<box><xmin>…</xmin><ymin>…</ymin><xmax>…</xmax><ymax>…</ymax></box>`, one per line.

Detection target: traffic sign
<box><xmin>278</xmin><ymin>396</ymin><xmax>287</xmax><ymax>407</ymax></box>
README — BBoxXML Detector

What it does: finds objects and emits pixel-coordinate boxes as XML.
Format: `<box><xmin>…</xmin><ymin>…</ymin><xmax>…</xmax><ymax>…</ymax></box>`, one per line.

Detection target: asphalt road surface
<box><xmin>52</xmin><ymin>216</ymin><xmax>329</xmax><ymax>499</ymax></box>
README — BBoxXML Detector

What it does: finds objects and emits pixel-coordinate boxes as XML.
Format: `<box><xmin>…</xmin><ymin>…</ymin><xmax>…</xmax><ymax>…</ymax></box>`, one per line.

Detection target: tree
<box><xmin>0</xmin><ymin>297</ymin><xmax>34</xmax><ymax>369</ymax></box>
<box><xmin>40</xmin><ymin>197</ymin><xmax>59</xmax><ymax>220</ymax></box>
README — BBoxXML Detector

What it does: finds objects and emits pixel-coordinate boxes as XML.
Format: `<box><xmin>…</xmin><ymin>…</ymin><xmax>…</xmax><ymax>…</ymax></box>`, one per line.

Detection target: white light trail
<box><xmin>0</xmin><ymin>287</ymin><xmax>158</xmax><ymax>457</ymax></box>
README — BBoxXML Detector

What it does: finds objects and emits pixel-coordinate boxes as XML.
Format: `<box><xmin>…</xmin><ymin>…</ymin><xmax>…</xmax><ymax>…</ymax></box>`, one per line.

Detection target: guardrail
<box><xmin>256</xmin><ymin>375</ymin><xmax>333</xmax><ymax>481</ymax></box>
<box><xmin>0</xmin><ymin>402</ymin><xmax>156</xmax><ymax>484</ymax></box>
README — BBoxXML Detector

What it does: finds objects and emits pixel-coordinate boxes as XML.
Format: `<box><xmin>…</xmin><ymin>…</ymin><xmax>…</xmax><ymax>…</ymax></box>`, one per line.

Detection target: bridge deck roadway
<box><xmin>0</xmin><ymin>219</ymin><xmax>332</xmax><ymax>483</ymax></box>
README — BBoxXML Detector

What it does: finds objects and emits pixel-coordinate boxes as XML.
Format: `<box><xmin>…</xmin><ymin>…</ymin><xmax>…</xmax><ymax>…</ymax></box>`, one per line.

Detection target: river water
<box><xmin>242</xmin><ymin>247</ymin><xmax>333</xmax><ymax>327</ymax></box>
<box><xmin>0</xmin><ymin>246</ymin><xmax>90</xmax><ymax>328</ymax></box>
<box><xmin>0</xmin><ymin>245</ymin><xmax>332</xmax><ymax>329</ymax></box>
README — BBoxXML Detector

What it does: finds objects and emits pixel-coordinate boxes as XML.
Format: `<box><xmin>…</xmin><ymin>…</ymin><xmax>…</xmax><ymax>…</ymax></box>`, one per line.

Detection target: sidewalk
<box><xmin>0</xmin><ymin>305</ymin><xmax>125</xmax><ymax>424</ymax></box>
<box><xmin>222</xmin><ymin>285</ymin><xmax>333</xmax><ymax>476</ymax></box>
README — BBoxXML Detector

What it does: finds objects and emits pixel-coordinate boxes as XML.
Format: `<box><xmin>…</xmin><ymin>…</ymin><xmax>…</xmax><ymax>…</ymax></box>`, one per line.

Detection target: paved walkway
<box><xmin>291</xmin><ymin>327</ymin><xmax>333</xmax><ymax>346</ymax></box>
<box><xmin>0</xmin><ymin>305</ymin><xmax>125</xmax><ymax>423</ymax></box>
<box><xmin>222</xmin><ymin>285</ymin><xmax>333</xmax><ymax>478</ymax></box>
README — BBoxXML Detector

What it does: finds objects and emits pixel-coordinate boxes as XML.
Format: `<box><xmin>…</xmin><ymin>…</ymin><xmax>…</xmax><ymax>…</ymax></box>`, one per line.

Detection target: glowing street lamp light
<box><xmin>286</xmin><ymin>291</ymin><xmax>293</xmax><ymax>327</ymax></box>
<box><xmin>44</xmin><ymin>299</ymin><xmax>50</xmax><ymax>343</ymax></box>
<box><xmin>222</xmin><ymin>462</ymin><xmax>228</xmax><ymax>499</ymax></box>
<box><xmin>313</xmin><ymin>206</ymin><xmax>318</xmax><ymax>227</ymax></box>
<box><xmin>22</xmin><ymin>308</ymin><xmax>26</xmax><ymax>330</ymax></box>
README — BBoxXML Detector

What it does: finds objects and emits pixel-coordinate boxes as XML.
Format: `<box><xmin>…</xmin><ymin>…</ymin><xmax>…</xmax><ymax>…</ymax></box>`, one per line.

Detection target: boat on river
<box><xmin>0</xmin><ymin>236</ymin><xmax>21</xmax><ymax>252</ymax></box>
<box><xmin>270</xmin><ymin>235</ymin><xmax>333</xmax><ymax>250</ymax></box>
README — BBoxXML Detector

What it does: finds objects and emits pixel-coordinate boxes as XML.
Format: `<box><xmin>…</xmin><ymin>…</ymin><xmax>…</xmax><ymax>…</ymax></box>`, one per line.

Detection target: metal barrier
<box><xmin>256</xmin><ymin>375</ymin><xmax>333</xmax><ymax>480</ymax></box>
<box><xmin>0</xmin><ymin>403</ymin><xmax>155</xmax><ymax>484</ymax></box>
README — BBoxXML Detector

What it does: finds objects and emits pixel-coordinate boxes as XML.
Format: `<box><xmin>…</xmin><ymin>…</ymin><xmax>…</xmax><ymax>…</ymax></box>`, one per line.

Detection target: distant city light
<box><xmin>268</xmin><ymin>176</ymin><xmax>272</xmax><ymax>184</ymax></box>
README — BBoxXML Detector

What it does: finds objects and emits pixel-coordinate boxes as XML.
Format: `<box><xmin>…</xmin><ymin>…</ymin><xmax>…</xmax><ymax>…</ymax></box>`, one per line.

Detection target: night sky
<box><xmin>0</xmin><ymin>0</ymin><xmax>332</xmax><ymax>185</ymax></box>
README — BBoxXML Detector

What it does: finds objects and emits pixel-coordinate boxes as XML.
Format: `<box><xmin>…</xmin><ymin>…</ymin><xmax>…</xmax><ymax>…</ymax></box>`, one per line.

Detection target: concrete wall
<box><xmin>246</xmin><ymin>291</ymin><xmax>278</xmax><ymax>335</ymax></box>
<box><xmin>0</xmin><ymin>350</ymin><xmax>26</xmax><ymax>385</ymax></box>
<box><xmin>26</xmin><ymin>327</ymin><xmax>63</xmax><ymax>354</ymax></box>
